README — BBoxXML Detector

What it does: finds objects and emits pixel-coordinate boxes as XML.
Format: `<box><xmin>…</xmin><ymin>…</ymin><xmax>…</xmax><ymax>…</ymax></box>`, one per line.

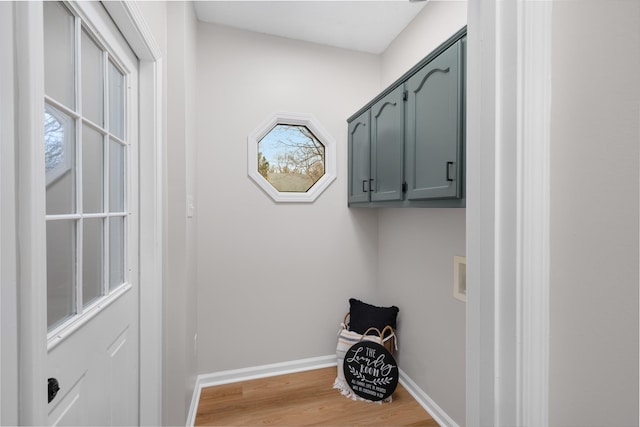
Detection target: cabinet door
<box><xmin>371</xmin><ymin>85</ymin><xmax>404</xmax><ymax>202</ymax></box>
<box><xmin>406</xmin><ymin>40</ymin><xmax>462</xmax><ymax>200</ymax></box>
<box><xmin>348</xmin><ymin>110</ymin><xmax>371</xmax><ymax>204</ymax></box>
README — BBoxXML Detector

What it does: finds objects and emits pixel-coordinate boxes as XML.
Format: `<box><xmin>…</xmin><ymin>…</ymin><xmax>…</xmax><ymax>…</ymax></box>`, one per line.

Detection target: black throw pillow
<box><xmin>349</xmin><ymin>298</ymin><xmax>399</xmax><ymax>337</ymax></box>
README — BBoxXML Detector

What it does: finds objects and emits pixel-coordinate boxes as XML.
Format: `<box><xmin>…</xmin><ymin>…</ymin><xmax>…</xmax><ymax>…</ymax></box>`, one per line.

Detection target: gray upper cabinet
<box><xmin>406</xmin><ymin>39</ymin><xmax>462</xmax><ymax>201</ymax></box>
<box><xmin>348</xmin><ymin>85</ymin><xmax>404</xmax><ymax>204</ymax></box>
<box><xmin>371</xmin><ymin>86</ymin><xmax>404</xmax><ymax>202</ymax></box>
<box><xmin>348</xmin><ymin>110</ymin><xmax>370</xmax><ymax>204</ymax></box>
<box><xmin>347</xmin><ymin>28</ymin><xmax>466</xmax><ymax>208</ymax></box>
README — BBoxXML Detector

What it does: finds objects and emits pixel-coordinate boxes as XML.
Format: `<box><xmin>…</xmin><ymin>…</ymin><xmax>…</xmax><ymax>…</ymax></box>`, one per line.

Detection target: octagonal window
<box><xmin>258</xmin><ymin>124</ymin><xmax>325</xmax><ymax>193</ymax></box>
<box><xmin>248</xmin><ymin>112</ymin><xmax>336</xmax><ymax>202</ymax></box>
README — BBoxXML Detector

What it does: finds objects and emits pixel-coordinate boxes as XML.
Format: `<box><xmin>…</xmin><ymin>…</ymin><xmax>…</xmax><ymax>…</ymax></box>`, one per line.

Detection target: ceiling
<box><xmin>193</xmin><ymin>1</ymin><xmax>428</xmax><ymax>54</ymax></box>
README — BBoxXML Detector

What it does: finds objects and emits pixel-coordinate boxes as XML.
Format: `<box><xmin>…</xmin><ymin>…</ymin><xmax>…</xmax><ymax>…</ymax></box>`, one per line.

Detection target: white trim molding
<box><xmin>101</xmin><ymin>2</ymin><xmax>165</xmax><ymax>425</ymax></box>
<box><xmin>102</xmin><ymin>1</ymin><xmax>162</xmax><ymax>62</ymax></box>
<box><xmin>466</xmin><ymin>0</ymin><xmax>552</xmax><ymax>426</ymax></box>
<box><xmin>15</xmin><ymin>3</ymin><xmax>48</xmax><ymax>424</ymax></box>
<box><xmin>399</xmin><ymin>369</ymin><xmax>459</xmax><ymax>427</ymax></box>
<box><xmin>0</xmin><ymin>2</ymin><xmax>19</xmax><ymax>424</ymax></box>
<box><xmin>515</xmin><ymin>1</ymin><xmax>551</xmax><ymax>425</ymax></box>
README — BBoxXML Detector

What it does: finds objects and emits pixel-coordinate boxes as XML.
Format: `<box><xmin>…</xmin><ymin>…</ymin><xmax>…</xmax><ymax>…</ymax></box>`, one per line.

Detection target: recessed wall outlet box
<box><xmin>453</xmin><ymin>255</ymin><xmax>466</xmax><ymax>302</ymax></box>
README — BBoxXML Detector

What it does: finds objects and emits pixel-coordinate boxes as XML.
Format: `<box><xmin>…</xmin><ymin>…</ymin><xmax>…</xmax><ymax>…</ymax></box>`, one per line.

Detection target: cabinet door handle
<box><xmin>446</xmin><ymin>162</ymin><xmax>454</xmax><ymax>182</ymax></box>
<box><xmin>362</xmin><ymin>180</ymin><xmax>368</xmax><ymax>192</ymax></box>
<box><xmin>369</xmin><ymin>179</ymin><xmax>375</xmax><ymax>192</ymax></box>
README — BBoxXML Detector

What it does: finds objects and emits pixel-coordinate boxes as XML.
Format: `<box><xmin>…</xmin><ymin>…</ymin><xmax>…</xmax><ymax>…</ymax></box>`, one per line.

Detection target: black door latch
<box><xmin>48</xmin><ymin>378</ymin><xmax>60</xmax><ymax>403</ymax></box>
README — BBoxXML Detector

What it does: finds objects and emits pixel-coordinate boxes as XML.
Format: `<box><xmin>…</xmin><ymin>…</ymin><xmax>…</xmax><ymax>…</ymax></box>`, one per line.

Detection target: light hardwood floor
<box><xmin>195</xmin><ymin>367</ymin><xmax>439</xmax><ymax>426</ymax></box>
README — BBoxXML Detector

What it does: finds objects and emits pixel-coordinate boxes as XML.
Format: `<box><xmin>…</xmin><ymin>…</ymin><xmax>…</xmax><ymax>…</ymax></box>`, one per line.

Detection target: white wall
<box><xmin>134</xmin><ymin>2</ymin><xmax>199</xmax><ymax>425</ymax></box>
<box><xmin>165</xmin><ymin>2</ymin><xmax>200</xmax><ymax>425</ymax></box>
<box><xmin>381</xmin><ymin>1</ymin><xmax>467</xmax><ymax>86</ymax></box>
<box><xmin>195</xmin><ymin>24</ymin><xmax>381</xmax><ymax>373</ymax></box>
<box><xmin>183</xmin><ymin>3</ymin><xmax>199</xmax><ymax>423</ymax></box>
<box><xmin>549</xmin><ymin>1</ymin><xmax>639</xmax><ymax>425</ymax></box>
<box><xmin>377</xmin><ymin>2</ymin><xmax>467</xmax><ymax>425</ymax></box>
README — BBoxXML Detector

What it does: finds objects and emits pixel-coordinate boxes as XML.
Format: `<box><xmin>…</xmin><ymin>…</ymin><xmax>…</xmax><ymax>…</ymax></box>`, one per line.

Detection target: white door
<box><xmin>42</xmin><ymin>2</ymin><xmax>140</xmax><ymax>425</ymax></box>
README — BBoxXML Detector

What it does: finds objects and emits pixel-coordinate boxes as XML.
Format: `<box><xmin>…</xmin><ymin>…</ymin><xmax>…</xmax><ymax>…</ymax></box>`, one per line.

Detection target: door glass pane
<box><xmin>108</xmin><ymin>61</ymin><xmax>125</xmax><ymax>140</ymax></box>
<box><xmin>109</xmin><ymin>216</ymin><xmax>124</xmax><ymax>290</ymax></box>
<box><xmin>82</xmin><ymin>124</ymin><xmax>104</xmax><ymax>213</ymax></box>
<box><xmin>47</xmin><ymin>220</ymin><xmax>76</xmax><ymax>329</ymax></box>
<box><xmin>44</xmin><ymin>1</ymin><xmax>75</xmax><ymax>109</ymax></box>
<box><xmin>81</xmin><ymin>29</ymin><xmax>104</xmax><ymax>126</ymax></box>
<box><xmin>83</xmin><ymin>218</ymin><xmax>103</xmax><ymax>306</ymax></box>
<box><xmin>45</xmin><ymin>104</ymin><xmax>76</xmax><ymax>215</ymax></box>
<box><xmin>110</xmin><ymin>139</ymin><xmax>125</xmax><ymax>212</ymax></box>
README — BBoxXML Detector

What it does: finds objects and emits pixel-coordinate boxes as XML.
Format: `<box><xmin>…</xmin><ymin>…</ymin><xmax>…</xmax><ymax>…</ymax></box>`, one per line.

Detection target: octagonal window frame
<box><xmin>248</xmin><ymin>112</ymin><xmax>337</xmax><ymax>202</ymax></box>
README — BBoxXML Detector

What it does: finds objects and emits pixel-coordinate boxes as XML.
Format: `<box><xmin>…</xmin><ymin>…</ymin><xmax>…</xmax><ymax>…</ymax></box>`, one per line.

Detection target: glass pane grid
<box><xmin>45</xmin><ymin>2</ymin><xmax>129</xmax><ymax>332</ymax></box>
<box><xmin>81</xmin><ymin>28</ymin><xmax>104</xmax><ymax>126</ymax></box>
<box><xmin>44</xmin><ymin>1</ymin><xmax>76</xmax><ymax>110</ymax></box>
<box><xmin>81</xmin><ymin>115</ymin><xmax>109</xmax><ymax>135</ymax></box>
<box><xmin>108</xmin><ymin>59</ymin><xmax>125</xmax><ymax>140</ymax></box>
<box><xmin>46</xmin><ymin>220</ymin><xmax>77</xmax><ymax>329</ymax></box>
<box><xmin>45</xmin><ymin>103</ymin><xmax>77</xmax><ymax>215</ymax></box>
<box><xmin>82</xmin><ymin>217</ymin><xmax>104</xmax><ymax>306</ymax></box>
<box><xmin>110</xmin><ymin>138</ymin><xmax>126</xmax><ymax>213</ymax></box>
<box><xmin>82</xmin><ymin>123</ymin><xmax>105</xmax><ymax>213</ymax></box>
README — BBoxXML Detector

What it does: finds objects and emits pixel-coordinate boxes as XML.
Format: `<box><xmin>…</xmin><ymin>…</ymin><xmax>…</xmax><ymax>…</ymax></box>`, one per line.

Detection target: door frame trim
<box><xmin>1</xmin><ymin>2</ymin><xmax>19</xmax><ymax>424</ymax></box>
<box><xmin>15</xmin><ymin>3</ymin><xmax>48</xmax><ymax>424</ymax></box>
<box><xmin>102</xmin><ymin>3</ymin><xmax>164</xmax><ymax>424</ymax></box>
<box><xmin>14</xmin><ymin>1</ymin><xmax>164</xmax><ymax>424</ymax></box>
<box><xmin>466</xmin><ymin>0</ymin><xmax>551</xmax><ymax>426</ymax></box>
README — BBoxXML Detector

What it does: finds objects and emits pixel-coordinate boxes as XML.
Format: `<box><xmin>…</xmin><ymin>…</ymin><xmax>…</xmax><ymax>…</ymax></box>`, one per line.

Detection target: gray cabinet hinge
<box><xmin>402</xmin><ymin>181</ymin><xmax>408</xmax><ymax>193</ymax></box>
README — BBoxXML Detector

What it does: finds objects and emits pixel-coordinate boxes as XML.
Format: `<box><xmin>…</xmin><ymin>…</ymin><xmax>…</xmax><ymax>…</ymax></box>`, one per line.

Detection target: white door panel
<box><xmin>43</xmin><ymin>2</ymin><xmax>139</xmax><ymax>424</ymax></box>
<box><xmin>47</xmin><ymin>289</ymin><xmax>138</xmax><ymax>425</ymax></box>
<box><xmin>49</xmin><ymin>374</ymin><xmax>87</xmax><ymax>427</ymax></box>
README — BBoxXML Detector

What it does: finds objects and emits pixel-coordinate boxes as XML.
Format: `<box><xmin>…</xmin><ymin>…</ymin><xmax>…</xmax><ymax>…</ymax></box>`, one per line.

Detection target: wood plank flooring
<box><xmin>195</xmin><ymin>367</ymin><xmax>439</xmax><ymax>426</ymax></box>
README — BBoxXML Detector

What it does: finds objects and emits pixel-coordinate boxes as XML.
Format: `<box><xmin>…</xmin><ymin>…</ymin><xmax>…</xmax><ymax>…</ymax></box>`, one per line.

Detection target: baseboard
<box><xmin>186</xmin><ymin>355</ymin><xmax>337</xmax><ymax>426</ymax></box>
<box><xmin>186</xmin><ymin>356</ymin><xmax>458</xmax><ymax>427</ymax></box>
<box><xmin>399</xmin><ymin>369</ymin><xmax>459</xmax><ymax>427</ymax></box>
